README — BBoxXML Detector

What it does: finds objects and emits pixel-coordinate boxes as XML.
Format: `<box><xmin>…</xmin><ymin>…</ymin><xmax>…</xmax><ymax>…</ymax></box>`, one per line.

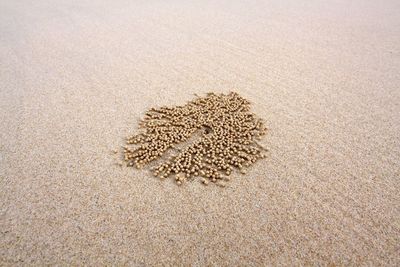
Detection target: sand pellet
<box><xmin>122</xmin><ymin>92</ymin><xmax>267</xmax><ymax>185</ymax></box>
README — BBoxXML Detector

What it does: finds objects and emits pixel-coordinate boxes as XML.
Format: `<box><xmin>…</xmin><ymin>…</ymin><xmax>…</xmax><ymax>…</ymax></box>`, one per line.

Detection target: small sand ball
<box><xmin>122</xmin><ymin>92</ymin><xmax>267</xmax><ymax>186</ymax></box>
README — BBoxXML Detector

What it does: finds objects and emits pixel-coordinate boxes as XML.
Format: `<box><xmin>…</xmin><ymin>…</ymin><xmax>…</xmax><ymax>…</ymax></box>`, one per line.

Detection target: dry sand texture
<box><xmin>1</xmin><ymin>0</ymin><xmax>400</xmax><ymax>265</ymax></box>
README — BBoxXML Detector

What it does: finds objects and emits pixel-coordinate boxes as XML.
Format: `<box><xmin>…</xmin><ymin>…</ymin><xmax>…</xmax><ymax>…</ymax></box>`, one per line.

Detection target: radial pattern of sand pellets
<box><xmin>123</xmin><ymin>92</ymin><xmax>267</xmax><ymax>186</ymax></box>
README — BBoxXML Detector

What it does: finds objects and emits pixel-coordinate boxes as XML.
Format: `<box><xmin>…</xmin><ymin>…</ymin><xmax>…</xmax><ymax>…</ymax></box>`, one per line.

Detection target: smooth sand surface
<box><xmin>1</xmin><ymin>0</ymin><xmax>399</xmax><ymax>265</ymax></box>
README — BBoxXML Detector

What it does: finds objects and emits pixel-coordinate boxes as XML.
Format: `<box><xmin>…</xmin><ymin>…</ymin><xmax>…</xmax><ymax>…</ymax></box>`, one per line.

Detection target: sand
<box><xmin>1</xmin><ymin>0</ymin><xmax>399</xmax><ymax>265</ymax></box>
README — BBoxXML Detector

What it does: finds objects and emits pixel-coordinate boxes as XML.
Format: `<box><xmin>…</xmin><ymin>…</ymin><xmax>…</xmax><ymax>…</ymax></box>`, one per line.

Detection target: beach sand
<box><xmin>1</xmin><ymin>0</ymin><xmax>399</xmax><ymax>265</ymax></box>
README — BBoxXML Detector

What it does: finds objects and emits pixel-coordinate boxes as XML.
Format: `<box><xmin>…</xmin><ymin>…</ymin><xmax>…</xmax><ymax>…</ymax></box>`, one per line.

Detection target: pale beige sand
<box><xmin>1</xmin><ymin>0</ymin><xmax>400</xmax><ymax>265</ymax></box>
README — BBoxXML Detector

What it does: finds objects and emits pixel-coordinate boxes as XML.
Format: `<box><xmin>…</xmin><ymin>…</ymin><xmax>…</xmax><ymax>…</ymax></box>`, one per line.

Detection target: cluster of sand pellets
<box><xmin>122</xmin><ymin>92</ymin><xmax>267</xmax><ymax>186</ymax></box>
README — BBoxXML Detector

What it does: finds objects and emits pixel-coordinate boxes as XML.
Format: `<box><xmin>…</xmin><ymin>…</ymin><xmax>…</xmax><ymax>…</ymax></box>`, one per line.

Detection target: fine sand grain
<box><xmin>1</xmin><ymin>0</ymin><xmax>400</xmax><ymax>265</ymax></box>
